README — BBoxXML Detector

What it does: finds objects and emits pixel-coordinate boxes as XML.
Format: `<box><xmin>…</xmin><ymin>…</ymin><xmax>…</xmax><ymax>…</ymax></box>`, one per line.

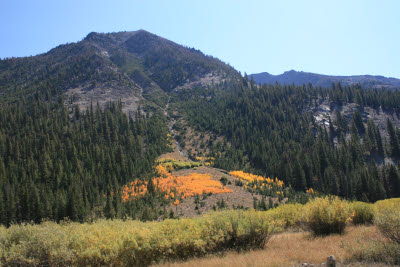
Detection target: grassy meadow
<box><xmin>0</xmin><ymin>197</ymin><xmax>399</xmax><ymax>266</ymax></box>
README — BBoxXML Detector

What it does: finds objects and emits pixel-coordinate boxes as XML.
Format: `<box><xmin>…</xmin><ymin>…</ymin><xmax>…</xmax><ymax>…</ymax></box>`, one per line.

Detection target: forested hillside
<box><xmin>0</xmin><ymin>88</ymin><xmax>171</xmax><ymax>225</ymax></box>
<box><xmin>174</xmin><ymin>78</ymin><xmax>400</xmax><ymax>202</ymax></box>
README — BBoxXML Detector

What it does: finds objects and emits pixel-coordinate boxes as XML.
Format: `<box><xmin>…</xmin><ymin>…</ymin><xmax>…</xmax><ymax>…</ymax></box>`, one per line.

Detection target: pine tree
<box><xmin>387</xmin><ymin>119</ymin><xmax>400</xmax><ymax>157</ymax></box>
<box><xmin>104</xmin><ymin>193</ymin><xmax>116</xmax><ymax>219</ymax></box>
<box><xmin>387</xmin><ymin>165</ymin><xmax>400</xmax><ymax>197</ymax></box>
<box><xmin>352</xmin><ymin>110</ymin><xmax>365</xmax><ymax>135</ymax></box>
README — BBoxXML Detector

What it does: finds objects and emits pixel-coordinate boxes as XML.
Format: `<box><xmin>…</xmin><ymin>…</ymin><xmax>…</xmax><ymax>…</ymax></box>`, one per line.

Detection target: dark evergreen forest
<box><xmin>175</xmin><ymin>78</ymin><xmax>400</xmax><ymax>202</ymax></box>
<box><xmin>0</xmin><ymin>89</ymin><xmax>171</xmax><ymax>225</ymax></box>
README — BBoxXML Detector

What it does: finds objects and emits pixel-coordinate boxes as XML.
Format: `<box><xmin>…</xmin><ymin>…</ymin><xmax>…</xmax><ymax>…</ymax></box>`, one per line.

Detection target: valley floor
<box><xmin>156</xmin><ymin>226</ymin><xmax>393</xmax><ymax>267</ymax></box>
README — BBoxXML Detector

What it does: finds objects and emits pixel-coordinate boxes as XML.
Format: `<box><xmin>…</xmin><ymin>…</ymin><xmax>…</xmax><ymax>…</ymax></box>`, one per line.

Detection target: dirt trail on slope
<box><xmin>157</xmin><ymin>99</ymin><xmax>265</xmax><ymax>218</ymax></box>
<box><xmin>158</xmin><ymin>116</ymin><xmax>263</xmax><ymax>218</ymax></box>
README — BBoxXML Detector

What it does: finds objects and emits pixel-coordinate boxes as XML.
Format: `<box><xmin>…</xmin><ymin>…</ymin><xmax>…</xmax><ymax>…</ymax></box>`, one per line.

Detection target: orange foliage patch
<box><xmin>122</xmin><ymin>165</ymin><xmax>231</xmax><ymax>204</ymax></box>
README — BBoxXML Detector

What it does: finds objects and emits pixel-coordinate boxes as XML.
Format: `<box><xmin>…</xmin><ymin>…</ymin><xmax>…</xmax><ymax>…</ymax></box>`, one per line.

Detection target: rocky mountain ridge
<box><xmin>0</xmin><ymin>30</ymin><xmax>239</xmax><ymax>113</ymax></box>
<box><xmin>250</xmin><ymin>70</ymin><xmax>400</xmax><ymax>89</ymax></box>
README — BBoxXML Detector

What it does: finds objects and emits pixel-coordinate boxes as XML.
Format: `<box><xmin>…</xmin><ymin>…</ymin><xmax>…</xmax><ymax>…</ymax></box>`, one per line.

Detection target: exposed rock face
<box><xmin>312</xmin><ymin>99</ymin><xmax>400</xmax><ymax>138</ymax></box>
<box><xmin>65</xmin><ymin>81</ymin><xmax>141</xmax><ymax>115</ymax></box>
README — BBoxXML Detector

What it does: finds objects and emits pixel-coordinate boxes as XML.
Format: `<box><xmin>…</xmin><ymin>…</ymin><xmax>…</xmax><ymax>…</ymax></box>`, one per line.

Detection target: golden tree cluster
<box><xmin>229</xmin><ymin>170</ymin><xmax>285</xmax><ymax>197</ymax></box>
<box><xmin>122</xmin><ymin>165</ymin><xmax>231</xmax><ymax>204</ymax></box>
<box><xmin>229</xmin><ymin>170</ymin><xmax>284</xmax><ymax>187</ymax></box>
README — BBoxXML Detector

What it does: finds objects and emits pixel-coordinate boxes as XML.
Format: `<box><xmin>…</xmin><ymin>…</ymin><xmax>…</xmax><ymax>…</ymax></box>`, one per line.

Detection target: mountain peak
<box><xmin>284</xmin><ymin>69</ymin><xmax>297</xmax><ymax>74</ymax></box>
<box><xmin>84</xmin><ymin>30</ymin><xmax>156</xmax><ymax>45</ymax></box>
<box><xmin>84</xmin><ymin>31</ymin><xmax>104</xmax><ymax>40</ymax></box>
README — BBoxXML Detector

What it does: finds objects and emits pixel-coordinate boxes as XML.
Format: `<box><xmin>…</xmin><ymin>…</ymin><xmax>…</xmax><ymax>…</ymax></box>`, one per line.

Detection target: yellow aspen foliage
<box><xmin>229</xmin><ymin>171</ymin><xmax>285</xmax><ymax>196</ymax></box>
<box><xmin>306</xmin><ymin>188</ymin><xmax>317</xmax><ymax>195</ymax></box>
<box><xmin>229</xmin><ymin>171</ymin><xmax>283</xmax><ymax>186</ymax></box>
<box><xmin>156</xmin><ymin>164</ymin><xmax>170</xmax><ymax>178</ymax></box>
<box><xmin>122</xmin><ymin>165</ymin><xmax>231</xmax><ymax>204</ymax></box>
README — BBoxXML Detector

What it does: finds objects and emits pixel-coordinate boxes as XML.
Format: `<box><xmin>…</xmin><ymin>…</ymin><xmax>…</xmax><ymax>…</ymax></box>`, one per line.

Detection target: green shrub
<box><xmin>220</xmin><ymin>175</ymin><xmax>228</xmax><ymax>186</ymax></box>
<box><xmin>266</xmin><ymin>203</ymin><xmax>303</xmax><ymax>230</ymax></box>
<box><xmin>156</xmin><ymin>159</ymin><xmax>203</xmax><ymax>171</ymax></box>
<box><xmin>0</xmin><ymin>210</ymin><xmax>275</xmax><ymax>266</ymax></box>
<box><xmin>374</xmin><ymin>198</ymin><xmax>400</xmax><ymax>244</ymax></box>
<box><xmin>302</xmin><ymin>196</ymin><xmax>353</xmax><ymax>235</ymax></box>
<box><xmin>351</xmin><ymin>201</ymin><xmax>374</xmax><ymax>225</ymax></box>
<box><xmin>1</xmin><ymin>221</ymin><xmax>76</xmax><ymax>266</ymax></box>
<box><xmin>168</xmin><ymin>160</ymin><xmax>202</xmax><ymax>170</ymax></box>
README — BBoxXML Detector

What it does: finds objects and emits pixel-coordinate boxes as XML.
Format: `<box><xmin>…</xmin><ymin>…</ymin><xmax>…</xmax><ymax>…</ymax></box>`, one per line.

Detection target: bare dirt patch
<box><xmin>166</xmin><ymin>166</ymin><xmax>263</xmax><ymax>218</ymax></box>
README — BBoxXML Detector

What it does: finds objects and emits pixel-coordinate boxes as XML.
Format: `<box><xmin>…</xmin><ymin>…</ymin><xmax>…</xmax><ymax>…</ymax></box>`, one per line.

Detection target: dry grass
<box><xmin>155</xmin><ymin>226</ymin><xmax>390</xmax><ymax>267</ymax></box>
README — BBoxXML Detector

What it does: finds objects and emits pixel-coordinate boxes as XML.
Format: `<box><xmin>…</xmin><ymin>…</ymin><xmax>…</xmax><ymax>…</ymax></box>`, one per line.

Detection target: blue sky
<box><xmin>1</xmin><ymin>0</ymin><xmax>399</xmax><ymax>78</ymax></box>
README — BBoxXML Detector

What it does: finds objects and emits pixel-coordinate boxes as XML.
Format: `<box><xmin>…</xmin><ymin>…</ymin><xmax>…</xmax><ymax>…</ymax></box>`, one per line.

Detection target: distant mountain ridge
<box><xmin>249</xmin><ymin>70</ymin><xmax>400</xmax><ymax>89</ymax></box>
